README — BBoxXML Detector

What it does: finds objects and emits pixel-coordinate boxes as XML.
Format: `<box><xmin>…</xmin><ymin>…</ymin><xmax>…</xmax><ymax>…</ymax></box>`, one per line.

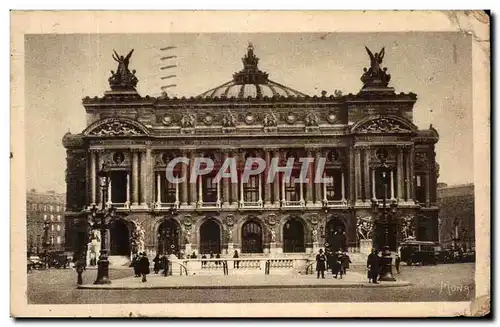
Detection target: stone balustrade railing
<box><xmin>168</xmin><ymin>257</ymin><xmax>308</xmax><ymax>276</ymax></box>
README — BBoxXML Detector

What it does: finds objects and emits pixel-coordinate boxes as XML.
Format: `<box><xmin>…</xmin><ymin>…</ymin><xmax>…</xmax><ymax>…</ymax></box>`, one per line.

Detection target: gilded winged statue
<box><xmin>365</xmin><ymin>46</ymin><xmax>385</xmax><ymax>74</ymax></box>
<box><xmin>112</xmin><ymin>49</ymin><xmax>134</xmax><ymax>78</ymax></box>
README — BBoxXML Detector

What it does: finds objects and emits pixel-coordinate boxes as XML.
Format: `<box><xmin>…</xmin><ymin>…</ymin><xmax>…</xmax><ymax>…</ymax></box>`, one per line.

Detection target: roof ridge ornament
<box><xmin>233</xmin><ymin>43</ymin><xmax>269</xmax><ymax>85</ymax></box>
<box><xmin>361</xmin><ymin>46</ymin><xmax>392</xmax><ymax>89</ymax></box>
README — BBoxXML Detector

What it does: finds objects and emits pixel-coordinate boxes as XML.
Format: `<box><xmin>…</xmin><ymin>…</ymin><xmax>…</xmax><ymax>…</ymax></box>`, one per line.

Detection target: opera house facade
<box><xmin>63</xmin><ymin>44</ymin><xmax>439</xmax><ymax>262</ymax></box>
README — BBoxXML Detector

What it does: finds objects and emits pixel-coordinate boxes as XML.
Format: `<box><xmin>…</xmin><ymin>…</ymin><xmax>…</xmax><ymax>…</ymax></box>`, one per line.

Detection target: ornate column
<box><xmin>198</xmin><ymin>175</ymin><xmax>203</xmax><ymax>206</ymax></box>
<box><xmin>405</xmin><ymin>147</ymin><xmax>411</xmax><ymax>201</ymax></box>
<box><xmin>131</xmin><ymin>150</ymin><xmax>139</xmax><ymax>206</ymax></box>
<box><xmin>140</xmin><ymin>149</ymin><xmax>147</xmax><ymax>206</ymax></box>
<box><xmin>314</xmin><ymin>149</ymin><xmax>322</xmax><ymax>205</ymax></box>
<box><xmin>425</xmin><ymin>172</ymin><xmax>431</xmax><ymax>206</ymax></box>
<box><xmin>348</xmin><ymin>146</ymin><xmax>355</xmax><ymax>202</ymax></box>
<box><xmin>272</xmin><ymin>150</ymin><xmax>280</xmax><ymax>207</ymax></box>
<box><xmin>156</xmin><ymin>172</ymin><xmax>161</xmax><ymax>204</ymax></box>
<box><xmin>397</xmin><ymin>145</ymin><xmax>404</xmax><ymax>201</ymax></box>
<box><xmin>305</xmin><ymin>149</ymin><xmax>314</xmax><ymax>206</ymax></box>
<box><xmin>390</xmin><ymin>170</ymin><xmax>395</xmax><ymax>200</ymax></box>
<box><xmin>90</xmin><ymin>150</ymin><xmax>97</xmax><ymax>205</ymax></box>
<box><xmin>409</xmin><ymin>146</ymin><xmax>415</xmax><ymax>200</ymax></box>
<box><xmin>107</xmin><ymin>179</ymin><xmax>112</xmax><ymax>205</ymax></box>
<box><xmin>126</xmin><ymin>172</ymin><xmax>131</xmax><ymax>207</ymax></box>
<box><xmin>181</xmin><ymin>150</ymin><xmax>189</xmax><ymax>207</ymax></box>
<box><xmin>97</xmin><ymin>150</ymin><xmax>105</xmax><ymax>207</ymax></box>
<box><xmin>341</xmin><ymin>170</ymin><xmax>346</xmax><ymax>203</ymax></box>
<box><xmin>372</xmin><ymin>169</ymin><xmax>376</xmax><ymax>200</ymax></box>
<box><xmin>363</xmin><ymin>146</ymin><xmax>371</xmax><ymax>202</ymax></box>
<box><xmin>144</xmin><ymin>146</ymin><xmax>153</xmax><ymax>206</ymax></box>
<box><xmin>264</xmin><ymin>149</ymin><xmax>272</xmax><ymax>206</ymax></box>
<box><xmin>222</xmin><ymin>150</ymin><xmax>230</xmax><ymax>207</ymax></box>
<box><xmin>354</xmin><ymin>147</ymin><xmax>362</xmax><ymax>201</ymax></box>
<box><xmin>189</xmin><ymin>151</ymin><xmax>197</xmax><ymax>206</ymax></box>
<box><xmin>231</xmin><ymin>150</ymin><xmax>239</xmax><ymax>206</ymax></box>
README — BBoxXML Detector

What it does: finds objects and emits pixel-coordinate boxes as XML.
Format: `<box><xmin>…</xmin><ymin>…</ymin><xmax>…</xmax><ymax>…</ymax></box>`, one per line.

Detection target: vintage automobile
<box><xmin>28</xmin><ymin>256</ymin><xmax>45</xmax><ymax>270</ymax></box>
<box><xmin>400</xmin><ymin>240</ymin><xmax>439</xmax><ymax>266</ymax></box>
<box><xmin>47</xmin><ymin>252</ymin><xmax>70</xmax><ymax>269</ymax></box>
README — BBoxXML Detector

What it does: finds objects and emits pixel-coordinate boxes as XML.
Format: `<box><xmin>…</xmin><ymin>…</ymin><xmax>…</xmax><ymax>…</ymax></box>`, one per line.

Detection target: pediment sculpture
<box><xmin>356</xmin><ymin>215</ymin><xmax>373</xmax><ymax>240</ymax></box>
<box><xmin>361</xmin><ymin>46</ymin><xmax>391</xmax><ymax>88</ymax></box>
<box><xmin>180</xmin><ymin>113</ymin><xmax>196</xmax><ymax>128</ymax></box>
<box><xmin>401</xmin><ymin>215</ymin><xmax>416</xmax><ymax>240</ymax></box>
<box><xmin>263</xmin><ymin>112</ymin><xmax>278</xmax><ymax>127</ymax></box>
<box><xmin>305</xmin><ymin>112</ymin><xmax>319</xmax><ymax>127</ymax></box>
<box><xmin>222</xmin><ymin>112</ymin><xmax>237</xmax><ymax>128</ymax></box>
<box><xmin>108</xmin><ymin>49</ymin><xmax>139</xmax><ymax>90</ymax></box>
<box><xmin>356</xmin><ymin>118</ymin><xmax>412</xmax><ymax>134</ymax></box>
<box><xmin>89</xmin><ymin>120</ymin><xmax>145</xmax><ymax>136</ymax></box>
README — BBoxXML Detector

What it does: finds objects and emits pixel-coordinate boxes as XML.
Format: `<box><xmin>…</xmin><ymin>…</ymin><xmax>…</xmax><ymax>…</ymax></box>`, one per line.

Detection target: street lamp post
<box><xmin>42</xmin><ymin>220</ymin><xmax>50</xmax><ymax>268</ymax></box>
<box><xmin>89</xmin><ymin>164</ymin><xmax>116</xmax><ymax>285</ymax></box>
<box><xmin>372</xmin><ymin>165</ymin><xmax>396</xmax><ymax>282</ymax></box>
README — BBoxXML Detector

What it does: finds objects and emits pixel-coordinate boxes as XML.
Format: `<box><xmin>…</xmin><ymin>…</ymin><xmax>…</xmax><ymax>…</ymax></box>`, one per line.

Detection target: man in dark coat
<box><xmin>137</xmin><ymin>252</ymin><xmax>150</xmax><ymax>282</ymax></box>
<box><xmin>153</xmin><ymin>254</ymin><xmax>161</xmax><ymax>274</ymax></box>
<box><xmin>367</xmin><ymin>248</ymin><xmax>380</xmax><ymax>284</ymax></box>
<box><xmin>341</xmin><ymin>252</ymin><xmax>352</xmax><ymax>275</ymax></box>
<box><xmin>333</xmin><ymin>251</ymin><xmax>343</xmax><ymax>279</ymax></box>
<box><xmin>316</xmin><ymin>249</ymin><xmax>327</xmax><ymax>279</ymax></box>
<box><xmin>131</xmin><ymin>253</ymin><xmax>140</xmax><ymax>277</ymax></box>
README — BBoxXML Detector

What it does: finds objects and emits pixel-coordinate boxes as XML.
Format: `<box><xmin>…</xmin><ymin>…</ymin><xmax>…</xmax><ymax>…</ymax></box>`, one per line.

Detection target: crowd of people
<box><xmin>315</xmin><ymin>249</ymin><xmax>352</xmax><ymax>279</ymax></box>
<box><xmin>316</xmin><ymin>248</ymin><xmax>401</xmax><ymax>283</ymax></box>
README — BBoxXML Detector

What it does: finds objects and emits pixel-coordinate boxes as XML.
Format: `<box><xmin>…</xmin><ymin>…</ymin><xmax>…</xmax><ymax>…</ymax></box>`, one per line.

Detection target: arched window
<box><xmin>199</xmin><ymin>219</ymin><xmax>221</xmax><ymax>254</ymax></box>
<box><xmin>241</xmin><ymin>220</ymin><xmax>263</xmax><ymax>253</ymax></box>
<box><xmin>283</xmin><ymin>218</ymin><xmax>305</xmax><ymax>253</ymax></box>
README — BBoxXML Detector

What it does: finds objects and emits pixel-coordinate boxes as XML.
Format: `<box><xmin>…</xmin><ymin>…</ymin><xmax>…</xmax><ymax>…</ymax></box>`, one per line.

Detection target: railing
<box><xmin>281</xmin><ymin>199</ymin><xmax>305</xmax><ymax>208</ymax></box>
<box><xmin>197</xmin><ymin>201</ymin><xmax>221</xmax><ymax>209</ymax></box>
<box><xmin>324</xmin><ymin>199</ymin><xmax>348</xmax><ymax>207</ymax></box>
<box><xmin>177</xmin><ymin>257</ymin><xmax>302</xmax><ymax>276</ymax></box>
<box><xmin>154</xmin><ymin>202</ymin><xmax>179</xmax><ymax>209</ymax></box>
<box><xmin>239</xmin><ymin>200</ymin><xmax>263</xmax><ymax>209</ymax></box>
<box><xmin>109</xmin><ymin>202</ymin><xmax>130</xmax><ymax>209</ymax></box>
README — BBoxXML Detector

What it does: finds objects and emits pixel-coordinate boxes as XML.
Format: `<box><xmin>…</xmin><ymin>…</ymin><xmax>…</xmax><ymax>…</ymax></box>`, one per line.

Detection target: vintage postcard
<box><xmin>10</xmin><ymin>10</ymin><xmax>490</xmax><ymax>317</ymax></box>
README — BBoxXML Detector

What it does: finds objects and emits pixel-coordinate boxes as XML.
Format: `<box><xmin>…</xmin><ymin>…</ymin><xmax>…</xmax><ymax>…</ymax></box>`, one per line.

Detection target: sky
<box><xmin>24</xmin><ymin>32</ymin><xmax>472</xmax><ymax>193</ymax></box>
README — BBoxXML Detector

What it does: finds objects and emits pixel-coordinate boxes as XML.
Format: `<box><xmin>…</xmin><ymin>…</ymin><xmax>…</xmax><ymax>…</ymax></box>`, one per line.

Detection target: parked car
<box><xmin>28</xmin><ymin>256</ymin><xmax>45</xmax><ymax>269</ymax></box>
<box><xmin>400</xmin><ymin>240</ymin><xmax>439</xmax><ymax>266</ymax></box>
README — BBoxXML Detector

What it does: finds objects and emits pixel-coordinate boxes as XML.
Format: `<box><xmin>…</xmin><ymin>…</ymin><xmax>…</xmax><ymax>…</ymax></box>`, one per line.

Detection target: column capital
<box><xmin>130</xmin><ymin>148</ymin><xmax>145</xmax><ymax>153</ymax></box>
<box><xmin>354</xmin><ymin>145</ymin><xmax>371</xmax><ymax>150</ymax></box>
<box><xmin>263</xmin><ymin>147</ymin><xmax>278</xmax><ymax>152</ymax></box>
<box><xmin>89</xmin><ymin>148</ymin><xmax>106</xmax><ymax>154</ymax></box>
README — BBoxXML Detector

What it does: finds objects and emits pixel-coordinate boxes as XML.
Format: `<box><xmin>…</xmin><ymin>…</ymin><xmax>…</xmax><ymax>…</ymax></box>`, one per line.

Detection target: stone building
<box><xmin>26</xmin><ymin>189</ymin><xmax>65</xmax><ymax>254</ymax></box>
<box><xmin>437</xmin><ymin>183</ymin><xmax>475</xmax><ymax>251</ymax></box>
<box><xmin>62</xmin><ymin>44</ymin><xmax>439</xmax><ymax>261</ymax></box>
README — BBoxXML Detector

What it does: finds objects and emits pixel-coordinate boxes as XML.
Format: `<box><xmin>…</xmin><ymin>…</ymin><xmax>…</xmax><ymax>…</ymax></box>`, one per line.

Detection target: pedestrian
<box><xmin>233</xmin><ymin>250</ymin><xmax>240</xmax><ymax>269</ymax></box>
<box><xmin>130</xmin><ymin>253</ymin><xmax>140</xmax><ymax>277</ymax></box>
<box><xmin>341</xmin><ymin>252</ymin><xmax>352</xmax><ymax>275</ymax></box>
<box><xmin>162</xmin><ymin>254</ymin><xmax>169</xmax><ymax>277</ymax></box>
<box><xmin>334</xmin><ymin>251</ymin><xmax>343</xmax><ymax>279</ymax></box>
<box><xmin>316</xmin><ymin>249</ymin><xmax>327</xmax><ymax>279</ymax></box>
<box><xmin>153</xmin><ymin>254</ymin><xmax>161</xmax><ymax>274</ymax></box>
<box><xmin>215</xmin><ymin>253</ymin><xmax>221</xmax><ymax>266</ymax></box>
<box><xmin>201</xmin><ymin>254</ymin><xmax>207</xmax><ymax>267</ymax></box>
<box><xmin>138</xmin><ymin>252</ymin><xmax>150</xmax><ymax>283</ymax></box>
<box><xmin>367</xmin><ymin>248</ymin><xmax>380</xmax><ymax>284</ymax></box>
<box><xmin>395</xmin><ymin>253</ymin><xmax>401</xmax><ymax>274</ymax></box>
<box><xmin>191</xmin><ymin>252</ymin><xmax>197</xmax><ymax>259</ymax></box>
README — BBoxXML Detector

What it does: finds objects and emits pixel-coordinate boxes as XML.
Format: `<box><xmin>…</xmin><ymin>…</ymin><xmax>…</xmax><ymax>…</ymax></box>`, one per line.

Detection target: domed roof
<box><xmin>197</xmin><ymin>43</ymin><xmax>308</xmax><ymax>99</ymax></box>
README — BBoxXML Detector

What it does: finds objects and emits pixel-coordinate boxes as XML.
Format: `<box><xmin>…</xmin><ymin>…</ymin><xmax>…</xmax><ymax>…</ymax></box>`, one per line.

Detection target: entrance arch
<box><xmin>199</xmin><ymin>219</ymin><xmax>221</xmax><ymax>254</ymax></box>
<box><xmin>109</xmin><ymin>220</ymin><xmax>130</xmax><ymax>256</ymax></box>
<box><xmin>326</xmin><ymin>217</ymin><xmax>347</xmax><ymax>252</ymax></box>
<box><xmin>283</xmin><ymin>218</ymin><xmax>305</xmax><ymax>253</ymax></box>
<box><xmin>241</xmin><ymin>220</ymin><xmax>263</xmax><ymax>253</ymax></box>
<box><xmin>158</xmin><ymin>219</ymin><xmax>180</xmax><ymax>255</ymax></box>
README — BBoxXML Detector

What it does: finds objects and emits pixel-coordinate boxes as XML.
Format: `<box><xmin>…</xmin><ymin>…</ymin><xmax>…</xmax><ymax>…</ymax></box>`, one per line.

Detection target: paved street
<box><xmin>27</xmin><ymin>263</ymin><xmax>475</xmax><ymax>304</ymax></box>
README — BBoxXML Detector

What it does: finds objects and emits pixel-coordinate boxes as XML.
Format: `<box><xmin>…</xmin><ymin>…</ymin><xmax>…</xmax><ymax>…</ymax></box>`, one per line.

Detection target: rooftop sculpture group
<box><xmin>109</xmin><ymin>49</ymin><xmax>138</xmax><ymax>90</ymax></box>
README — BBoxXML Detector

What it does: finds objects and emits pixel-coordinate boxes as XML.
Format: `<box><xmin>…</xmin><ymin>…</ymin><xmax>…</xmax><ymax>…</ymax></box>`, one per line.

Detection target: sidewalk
<box><xmin>78</xmin><ymin>272</ymin><xmax>411</xmax><ymax>290</ymax></box>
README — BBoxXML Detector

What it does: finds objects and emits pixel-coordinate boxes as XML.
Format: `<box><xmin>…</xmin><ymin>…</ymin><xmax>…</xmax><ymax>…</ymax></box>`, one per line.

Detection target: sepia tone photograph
<box><xmin>10</xmin><ymin>11</ymin><xmax>490</xmax><ymax>317</ymax></box>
